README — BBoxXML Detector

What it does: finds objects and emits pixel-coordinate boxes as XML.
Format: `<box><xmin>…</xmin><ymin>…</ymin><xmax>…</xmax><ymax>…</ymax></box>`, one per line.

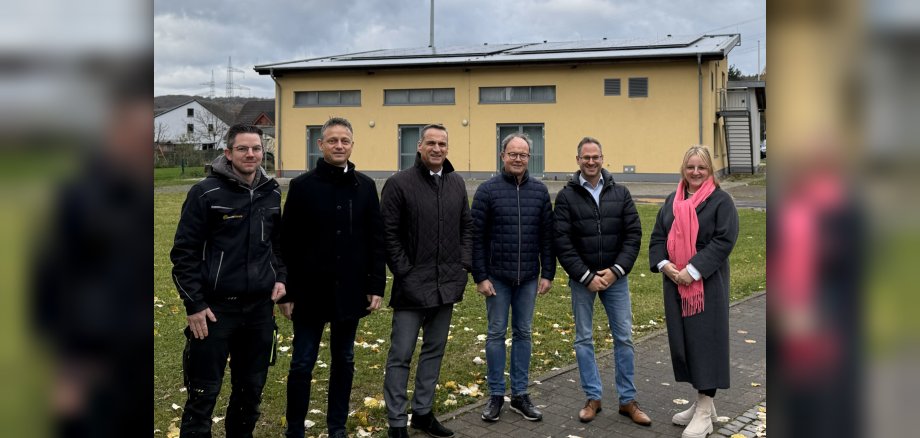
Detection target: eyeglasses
<box><xmin>323</xmin><ymin>137</ymin><xmax>353</xmax><ymax>146</ymax></box>
<box><xmin>578</xmin><ymin>155</ymin><xmax>603</xmax><ymax>162</ymax></box>
<box><xmin>505</xmin><ymin>152</ymin><xmax>530</xmax><ymax>160</ymax></box>
<box><xmin>233</xmin><ymin>146</ymin><xmax>263</xmax><ymax>154</ymax></box>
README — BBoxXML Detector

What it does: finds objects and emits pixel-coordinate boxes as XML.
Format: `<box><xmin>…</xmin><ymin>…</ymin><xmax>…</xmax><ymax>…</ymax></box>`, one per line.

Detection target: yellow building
<box><xmin>255</xmin><ymin>34</ymin><xmax>741</xmax><ymax>181</ymax></box>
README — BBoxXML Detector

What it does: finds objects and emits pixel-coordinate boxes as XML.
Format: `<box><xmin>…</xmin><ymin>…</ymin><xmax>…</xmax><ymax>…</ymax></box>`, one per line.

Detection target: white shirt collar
<box><xmin>579</xmin><ymin>173</ymin><xmax>603</xmax><ymax>189</ymax></box>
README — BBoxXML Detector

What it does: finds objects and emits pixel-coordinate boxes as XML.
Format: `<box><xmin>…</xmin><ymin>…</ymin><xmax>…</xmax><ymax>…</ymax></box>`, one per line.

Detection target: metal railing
<box><xmin>717</xmin><ymin>88</ymin><xmax>752</xmax><ymax>112</ymax></box>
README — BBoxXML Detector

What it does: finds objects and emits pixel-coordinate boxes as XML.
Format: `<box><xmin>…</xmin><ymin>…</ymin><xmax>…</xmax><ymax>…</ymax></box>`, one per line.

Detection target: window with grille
<box><xmin>294</xmin><ymin>90</ymin><xmax>361</xmax><ymax>107</ymax></box>
<box><xmin>306</xmin><ymin>126</ymin><xmax>322</xmax><ymax>170</ymax></box>
<box><xmin>187</xmin><ymin>108</ymin><xmax>194</xmax><ymax>117</ymax></box>
<box><xmin>385</xmin><ymin>88</ymin><xmax>455</xmax><ymax>105</ymax></box>
<box><xmin>398</xmin><ymin>125</ymin><xmax>424</xmax><ymax>170</ymax></box>
<box><xmin>604</xmin><ymin>79</ymin><xmax>621</xmax><ymax>96</ymax></box>
<box><xmin>628</xmin><ymin>78</ymin><xmax>648</xmax><ymax>98</ymax></box>
<box><xmin>496</xmin><ymin>124</ymin><xmax>545</xmax><ymax>176</ymax></box>
<box><xmin>479</xmin><ymin>86</ymin><xmax>555</xmax><ymax>103</ymax></box>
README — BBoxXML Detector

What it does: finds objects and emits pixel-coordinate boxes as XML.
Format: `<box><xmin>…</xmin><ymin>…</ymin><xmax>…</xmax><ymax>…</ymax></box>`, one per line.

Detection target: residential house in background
<box><xmin>234</xmin><ymin>99</ymin><xmax>276</xmax><ymax>136</ymax></box>
<box><xmin>719</xmin><ymin>80</ymin><xmax>766</xmax><ymax>173</ymax></box>
<box><xmin>154</xmin><ymin>98</ymin><xmax>235</xmax><ymax>151</ymax></box>
<box><xmin>233</xmin><ymin>99</ymin><xmax>277</xmax><ymax>169</ymax></box>
<box><xmin>255</xmin><ymin>34</ymin><xmax>741</xmax><ymax>181</ymax></box>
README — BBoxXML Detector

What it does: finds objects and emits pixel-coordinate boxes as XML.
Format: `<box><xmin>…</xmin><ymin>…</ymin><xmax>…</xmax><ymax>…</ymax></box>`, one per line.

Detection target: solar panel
<box><xmin>505</xmin><ymin>35</ymin><xmax>701</xmax><ymax>54</ymax></box>
<box><xmin>336</xmin><ymin>44</ymin><xmax>528</xmax><ymax>60</ymax></box>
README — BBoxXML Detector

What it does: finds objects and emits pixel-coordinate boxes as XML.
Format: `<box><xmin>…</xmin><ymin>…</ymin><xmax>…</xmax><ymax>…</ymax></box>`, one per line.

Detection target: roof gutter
<box><xmin>697</xmin><ymin>52</ymin><xmax>703</xmax><ymax>144</ymax></box>
<box><xmin>269</xmin><ymin>68</ymin><xmax>282</xmax><ymax>176</ymax></box>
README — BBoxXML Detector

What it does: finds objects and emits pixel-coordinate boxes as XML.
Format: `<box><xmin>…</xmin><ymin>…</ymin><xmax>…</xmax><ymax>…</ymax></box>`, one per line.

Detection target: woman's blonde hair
<box><xmin>680</xmin><ymin>145</ymin><xmax>720</xmax><ymax>187</ymax></box>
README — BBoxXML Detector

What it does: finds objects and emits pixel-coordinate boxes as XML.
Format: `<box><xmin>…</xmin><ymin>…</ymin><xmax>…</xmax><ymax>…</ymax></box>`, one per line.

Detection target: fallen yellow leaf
<box><xmin>166</xmin><ymin>423</ymin><xmax>180</xmax><ymax>438</ymax></box>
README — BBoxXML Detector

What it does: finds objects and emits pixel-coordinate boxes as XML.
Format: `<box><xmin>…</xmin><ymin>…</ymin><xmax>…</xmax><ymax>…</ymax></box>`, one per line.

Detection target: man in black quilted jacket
<box><xmin>471</xmin><ymin>133</ymin><xmax>555</xmax><ymax>423</ymax></box>
<box><xmin>380</xmin><ymin>124</ymin><xmax>472</xmax><ymax>438</ymax></box>
<box><xmin>170</xmin><ymin>124</ymin><xmax>287</xmax><ymax>437</ymax></box>
<box><xmin>553</xmin><ymin>136</ymin><xmax>650</xmax><ymax>426</ymax></box>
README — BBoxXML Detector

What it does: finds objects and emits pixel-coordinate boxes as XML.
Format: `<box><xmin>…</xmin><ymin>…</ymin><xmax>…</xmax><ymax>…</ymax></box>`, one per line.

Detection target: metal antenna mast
<box><xmin>200</xmin><ymin>70</ymin><xmax>216</xmax><ymax>98</ymax></box>
<box><xmin>225</xmin><ymin>56</ymin><xmax>245</xmax><ymax>97</ymax></box>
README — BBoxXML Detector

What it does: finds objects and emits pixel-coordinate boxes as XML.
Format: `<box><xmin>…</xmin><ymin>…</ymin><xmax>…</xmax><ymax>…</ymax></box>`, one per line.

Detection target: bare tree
<box><xmin>154</xmin><ymin>122</ymin><xmax>173</xmax><ymax>161</ymax></box>
<box><xmin>193</xmin><ymin>111</ymin><xmax>229</xmax><ymax>150</ymax></box>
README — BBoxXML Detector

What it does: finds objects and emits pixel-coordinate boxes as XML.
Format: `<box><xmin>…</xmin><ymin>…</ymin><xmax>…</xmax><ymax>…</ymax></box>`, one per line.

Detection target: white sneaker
<box><xmin>681</xmin><ymin>395</ymin><xmax>714</xmax><ymax>438</ymax></box>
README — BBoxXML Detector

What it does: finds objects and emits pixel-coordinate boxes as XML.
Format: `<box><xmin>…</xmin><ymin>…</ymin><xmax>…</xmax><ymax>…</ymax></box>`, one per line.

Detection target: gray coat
<box><xmin>649</xmin><ymin>187</ymin><xmax>739</xmax><ymax>390</ymax></box>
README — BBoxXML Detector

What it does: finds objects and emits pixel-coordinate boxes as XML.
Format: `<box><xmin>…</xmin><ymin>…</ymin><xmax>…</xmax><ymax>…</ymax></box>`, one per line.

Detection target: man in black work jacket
<box><xmin>278</xmin><ymin>117</ymin><xmax>386</xmax><ymax>438</ymax></box>
<box><xmin>171</xmin><ymin>124</ymin><xmax>287</xmax><ymax>437</ymax></box>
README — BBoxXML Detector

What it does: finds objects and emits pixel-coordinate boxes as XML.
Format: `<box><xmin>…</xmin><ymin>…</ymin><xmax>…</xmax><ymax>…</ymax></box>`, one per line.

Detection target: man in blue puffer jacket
<box><xmin>471</xmin><ymin>133</ymin><xmax>555</xmax><ymax>423</ymax></box>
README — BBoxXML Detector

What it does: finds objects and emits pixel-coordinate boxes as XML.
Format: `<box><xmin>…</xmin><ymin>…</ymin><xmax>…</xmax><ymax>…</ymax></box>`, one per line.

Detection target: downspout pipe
<box><xmin>697</xmin><ymin>53</ymin><xmax>703</xmax><ymax>144</ymax></box>
<box><xmin>270</xmin><ymin>68</ymin><xmax>282</xmax><ymax>177</ymax></box>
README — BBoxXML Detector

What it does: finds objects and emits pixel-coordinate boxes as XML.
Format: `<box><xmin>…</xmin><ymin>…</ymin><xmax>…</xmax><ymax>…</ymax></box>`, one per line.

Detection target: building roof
<box><xmin>726</xmin><ymin>80</ymin><xmax>767</xmax><ymax>110</ymax></box>
<box><xmin>234</xmin><ymin>99</ymin><xmax>275</xmax><ymax>125</ymax></box>
<box><xmin>727</xmin><ymin>80</ymin><xmax>766</xmax><ymax>89</ymax></box>
<box><xmin>255</xmin><ymin>34</ymin><xmax>740</xmax><ymax>74</ymax></box>
<box><xmin>153</xmin><ymin>98</ymin><xmax>235</xmax><ymax>125</ymax></box>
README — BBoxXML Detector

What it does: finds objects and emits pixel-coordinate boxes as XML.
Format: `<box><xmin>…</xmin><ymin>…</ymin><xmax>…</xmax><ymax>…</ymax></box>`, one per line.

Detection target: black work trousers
<box><xmin>180</xmin><ymin>300</ymin><xmax>274</xmax><ymax>438</ymax></box>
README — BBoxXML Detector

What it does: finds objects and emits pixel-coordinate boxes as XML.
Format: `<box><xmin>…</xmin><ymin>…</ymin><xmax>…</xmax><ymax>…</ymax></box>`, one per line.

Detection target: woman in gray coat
<box><xmin>649</xmin><ymin>146</ymin><xmax>739</xmax><ymax>438</ymax></box>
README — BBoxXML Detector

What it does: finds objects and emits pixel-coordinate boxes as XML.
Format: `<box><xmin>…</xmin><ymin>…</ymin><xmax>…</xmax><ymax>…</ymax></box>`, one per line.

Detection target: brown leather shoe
<box><xmin>578</xmin><ymin>399</ymin><xmax>602</xmax><ymax>423</ymax></box>
<box><xmin>618</xmin><ymin>400</ymin><xmax>652</xmax><ymax>426</ymax></box>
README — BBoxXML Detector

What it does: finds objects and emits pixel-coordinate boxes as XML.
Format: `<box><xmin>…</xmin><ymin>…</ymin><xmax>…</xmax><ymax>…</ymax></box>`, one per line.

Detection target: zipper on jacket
<box><xmin>516</xmin><ymin>183</ymin><xmax>522</xmax><ymax>285</ymax></box>
<box><xmin>594</xmin><ymin>205</ymin><xmax>603</xmax><ymax>269</ymax></box>
<box><xmin>260</xmin><ymin>213</ymin><xmax>264</xmax><ymax>241</ymax></box>
<box><xmin>436</xmin><ymin>174</ymin><xmax>441</xmax><ymax>290</ymax></box>
<box><xmin>213</xmin><ymin>251</ymin><xmax>225</xmax><ymax>289</ymax></box>
<box><xmin>349</xmin><ymin>199</ymin><xmax>353</xmax><ymax>235</ymax></box>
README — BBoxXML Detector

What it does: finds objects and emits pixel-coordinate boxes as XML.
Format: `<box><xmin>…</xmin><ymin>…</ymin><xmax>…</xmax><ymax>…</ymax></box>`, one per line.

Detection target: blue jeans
<box><xmin>285</xmin><ymin>317</ymin><xmax>359</xmax><ymax>437</ymax></box>
<box><xmin>485</xmin><ymin>276</ymin><xmax>538</xmax><ymax>396</ymax></box>
<box><xmin>570</xmin><ymin>276</ymin><xmax>637</xmax><ymax>404</ymax></box>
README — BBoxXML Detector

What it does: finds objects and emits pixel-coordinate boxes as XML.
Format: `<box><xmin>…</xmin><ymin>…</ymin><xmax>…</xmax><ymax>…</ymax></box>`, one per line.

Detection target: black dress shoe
<box><xmin>387</xmin><ymin>426</ymin><xmax>409</xmax><ymax>438</ymax></box>
<box><xmin>481</xmin><ymin>395</ymin><xmax>503</xmax><ymax>422</ymax></box>
<box><xmin>410</xmin><ymin>412</ymin><xmax>455</xmax><ymax>438</ymax></box>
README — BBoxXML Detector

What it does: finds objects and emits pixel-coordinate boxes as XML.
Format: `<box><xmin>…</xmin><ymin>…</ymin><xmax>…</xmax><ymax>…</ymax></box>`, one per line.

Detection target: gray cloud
<box><xmin>154</xmin><ymin>0</ymin><xmax>765</xmax><ymax>97</ymax></box>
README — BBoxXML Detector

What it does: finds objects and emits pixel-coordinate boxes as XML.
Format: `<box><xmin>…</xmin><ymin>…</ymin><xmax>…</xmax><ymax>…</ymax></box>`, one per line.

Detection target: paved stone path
<box><xmin>433</xmin><ymin>292</ymin><xmax>766</xmax><ymax>438</ymax></box>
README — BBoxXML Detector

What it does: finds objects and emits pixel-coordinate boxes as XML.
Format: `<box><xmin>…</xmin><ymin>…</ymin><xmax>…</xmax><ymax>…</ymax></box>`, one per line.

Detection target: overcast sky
<box><xmin>154</xmin><ymin>0</ymin><xmax>765</xmax><ymax>98</ymax></box>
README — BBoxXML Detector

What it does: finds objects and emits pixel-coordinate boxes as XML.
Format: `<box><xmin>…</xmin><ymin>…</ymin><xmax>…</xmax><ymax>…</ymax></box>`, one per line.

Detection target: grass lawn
<box><xmin>154</xmin><ymin>190</ymin><xmax>765</xmax><ymax>437</ymax></box>
<box><xmin>154</xmin><ymin>166</ymin><xmax>207</xmax><ymax>186</ymax></box>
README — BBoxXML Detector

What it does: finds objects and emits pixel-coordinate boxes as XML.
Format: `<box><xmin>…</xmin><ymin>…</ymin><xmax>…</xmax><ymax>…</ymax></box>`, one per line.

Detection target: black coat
<box><xmin>171</xmin><ymin>156</ymin><xmax>287</xmax><ymax>315</ymax></box>
<box><xmin>471</xmin><ymin>170</ymin><xmax>555</xmax><ymax>284</ymax></box>
<box><xmin>380</xmin><ymin>154</ymin><xmax>472</xmax><ymax>309</ymax></box>
<box><xmin>279</xmin><ymin>158</ymin><xmax>386</xmax><ymax>322</ymax></box>
<box><xmin>553</xmin><ymin>169</ymin><xmax>642</xmax><ymax>286</ymax></box>
<box><xmin>649</xmin><ymin>187</ymin><xmax>739</xmax><ymax>389</ymax></box>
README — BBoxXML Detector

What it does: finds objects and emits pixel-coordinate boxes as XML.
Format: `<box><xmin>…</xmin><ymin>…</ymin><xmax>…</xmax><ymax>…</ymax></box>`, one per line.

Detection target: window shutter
<box><xmin>628</xmin><ymin>77</ymin><xmax>648</xmax><ymax>98</ymax></box>
<box><xmin>604</xmin><ymin>79</ymin><xmax>621</xmax><ymax>96</ymax></box>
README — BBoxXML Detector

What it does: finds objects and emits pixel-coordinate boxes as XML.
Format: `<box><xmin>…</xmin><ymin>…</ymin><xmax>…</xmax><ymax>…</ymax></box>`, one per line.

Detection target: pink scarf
<box><xmin>667</xmin><ymin>177</ymin><xmax>716</xmax><ymax>317</ymax></box>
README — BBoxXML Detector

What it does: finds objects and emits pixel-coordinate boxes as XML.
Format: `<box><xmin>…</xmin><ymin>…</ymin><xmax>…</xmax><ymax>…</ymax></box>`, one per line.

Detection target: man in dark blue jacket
<box><xmin>278</xmin><ymin>117</ymin><xmax>386</xmax><ymax>438</ymax></box>
<box><xmin>171</xmin><ymin>124</ymin><xmax>287</xmax><ymax>437</ymax></box>
<box><xmin>553</xmin><ymin>137</ymin><xmax>650</xmax><ymax>426</ymax></box>
<box><xmin>472</xmin><ymin>133</ymin><xmax>555</xmax><ymax>423</ymax></box>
